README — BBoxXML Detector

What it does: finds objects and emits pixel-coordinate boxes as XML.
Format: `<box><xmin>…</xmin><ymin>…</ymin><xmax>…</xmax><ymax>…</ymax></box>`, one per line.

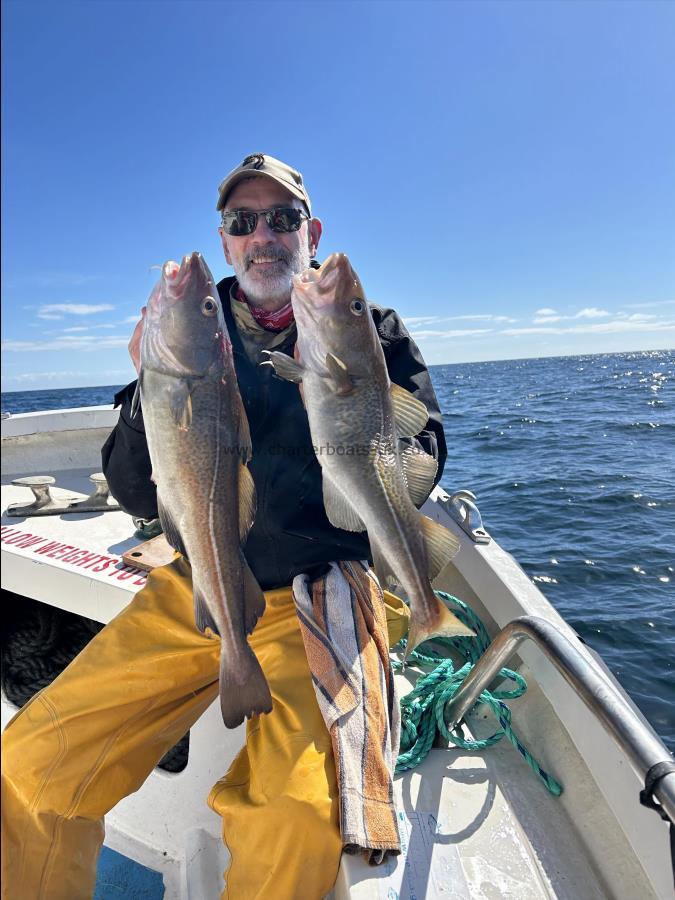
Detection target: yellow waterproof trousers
<box><xmin>1</xmin><ymin>557</ymin><xmax>409</xmax><ymax>900</ymax></box>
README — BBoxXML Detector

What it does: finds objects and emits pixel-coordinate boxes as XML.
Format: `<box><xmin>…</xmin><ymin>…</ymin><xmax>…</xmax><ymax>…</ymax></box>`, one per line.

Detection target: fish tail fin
<box><xmin>242</xmin><ymin>554</ymin><xmax>266</xmax><ymax>634</ymax></box>
<box><xmin>404</xmin><ymin>596</ymin><xmax>475</xmax><ymax>660</ymax></box>
<box><xmin>219</xmin><ymin>647</ymin><xmax>273</xmax><ymax>729</ymax></box>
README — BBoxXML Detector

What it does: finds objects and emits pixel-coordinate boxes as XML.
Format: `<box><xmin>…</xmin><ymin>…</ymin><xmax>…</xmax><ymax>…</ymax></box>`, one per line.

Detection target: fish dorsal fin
<box><xmin>399</xmin><ymin>441</ymin><xmax>438</xmax><ymax>506</ymax></box>
<box><xmin>322</xmin><ymin>475</ymin><xmax>366</xmax><ymax>532</ymax></box>
<box><xmin>325</xmin><ymin>352</ymin><xmax>354</xmax><ymax>395</ymax></box>
<box><xmin>260</xmin><ymin>349</ymin><xmax>305</xmax><ymax>383</ymax></box>
<box><xmin>238</xmin><ymin>464</ymin><xmax>256</xmax><ymax>541</ymax></box>
<box><xmin>420</xmin><ymin>514</ymin><xmax>460</xmax><ymax>581</ymax></box>
<box><xmin>157</xmin><ymin>497</ymin><xmax>188</xmax><ymax>559</ymax></box>
<box><xmin>168</xmin><ymin>379</ymin><xmax>193</xmax><ymax>431</ymax></box>
<box><xmin>194</xmin><ymin>586</ymin><xmax>219</xmax><ymax>636</ymax></box>
<box><xmin>390</xmin><ymin>383</ymin><xmax>429</xmax><ymax>437</ymax></box>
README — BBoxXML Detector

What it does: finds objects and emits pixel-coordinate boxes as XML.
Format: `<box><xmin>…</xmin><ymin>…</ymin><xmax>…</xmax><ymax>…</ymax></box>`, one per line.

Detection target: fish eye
<box><xmin>350</xmin><ymin>298</ymin><xmax>365</xmax><ymax>316</ymax></box>
<box><xmin>201</xmin><ymin>296</ymin><xmax>218</xmax><ymax>316</ymax></box>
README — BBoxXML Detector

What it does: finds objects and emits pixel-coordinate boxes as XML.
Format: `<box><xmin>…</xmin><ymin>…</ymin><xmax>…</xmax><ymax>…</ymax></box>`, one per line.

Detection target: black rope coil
<box><xmin>1</xmin><ymin>590</ymin><xmax>189</xmax><ymax>772</ymax></box>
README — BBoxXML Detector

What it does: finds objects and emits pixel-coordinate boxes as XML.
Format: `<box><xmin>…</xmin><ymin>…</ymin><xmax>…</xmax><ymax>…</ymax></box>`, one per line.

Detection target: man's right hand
<box><xmin>129</xmin><ymin>308</ymin><xmax>146</xmax><ymax>375</ymax></box>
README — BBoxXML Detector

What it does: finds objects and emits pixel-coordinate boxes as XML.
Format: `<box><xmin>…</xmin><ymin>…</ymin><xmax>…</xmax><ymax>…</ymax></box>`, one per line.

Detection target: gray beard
<box><xmin>233</xmin><ymin>243</ymin><xmax>312</xmax><ymax>306</ymax></box>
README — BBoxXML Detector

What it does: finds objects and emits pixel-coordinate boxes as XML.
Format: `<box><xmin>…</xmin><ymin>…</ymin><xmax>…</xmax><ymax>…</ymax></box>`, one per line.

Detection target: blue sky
<box><xmin>2</xmin><ymin>0</ymin><xmax>674</xmax><ymax>391</ymax></box>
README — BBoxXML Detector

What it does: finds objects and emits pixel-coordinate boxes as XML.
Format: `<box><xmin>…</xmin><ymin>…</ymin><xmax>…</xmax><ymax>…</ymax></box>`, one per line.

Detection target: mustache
<box><xmin>244</xmin><ymin>246</ymin><xmax>293</xmax><ymax>270</ymax></box>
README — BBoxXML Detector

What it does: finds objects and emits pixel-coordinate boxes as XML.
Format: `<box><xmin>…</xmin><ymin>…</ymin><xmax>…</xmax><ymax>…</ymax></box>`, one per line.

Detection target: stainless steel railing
<box><xmin>443</xmin><ymin>616</ymin><xmax>675</xmax><ymax>823</ymax></box>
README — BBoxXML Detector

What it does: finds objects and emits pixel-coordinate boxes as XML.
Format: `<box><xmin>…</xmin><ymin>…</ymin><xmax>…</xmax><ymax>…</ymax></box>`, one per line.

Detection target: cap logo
<box><xmin>242</xmin><ymin>153</ymin><xmax>265</xmax><ymax>170</ymax></box>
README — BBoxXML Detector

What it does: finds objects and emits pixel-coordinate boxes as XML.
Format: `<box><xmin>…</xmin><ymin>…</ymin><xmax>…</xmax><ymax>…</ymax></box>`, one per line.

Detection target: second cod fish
<box><xmin>263</xmin><ymin>252</ymin><xmax>474</xmax><ymax>656</ymax></box>
<box><xmin>137</xmin><ymin>251</ymin><xmax>272</xmax><ymax>727</ymax></box>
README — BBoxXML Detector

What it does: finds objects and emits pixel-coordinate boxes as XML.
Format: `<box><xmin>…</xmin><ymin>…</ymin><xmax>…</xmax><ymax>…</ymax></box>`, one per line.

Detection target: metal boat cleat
<box><xmin>6</xmin><ymin>473</ymin><xmax>120</xmax><ymax>517</ymax></box>
<box><xmin>7</xmin><ymin>476</ymin><xmax>77</xmax><ymax>516</ymax></box>
<box><xmin>64</xmin><ymin>472</ymin><xmax>120</xmax><ymax>514</ymax></box>
<box><xmin>441</xmin><ymin>489</ymin><xmax>491</xmax><ymax>544</ymax></box>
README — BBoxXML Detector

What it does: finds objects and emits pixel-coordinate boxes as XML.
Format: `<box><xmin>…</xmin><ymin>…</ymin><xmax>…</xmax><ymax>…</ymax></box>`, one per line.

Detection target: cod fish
<box><xmin>263</xmin><ymin>253</ymin><xmax>474</xmax><ymax>657</ymax></box>
<box><xmin>137</xmin><ymin>251</ymin><xmax>272</xmax><ymax>727</ymax></box>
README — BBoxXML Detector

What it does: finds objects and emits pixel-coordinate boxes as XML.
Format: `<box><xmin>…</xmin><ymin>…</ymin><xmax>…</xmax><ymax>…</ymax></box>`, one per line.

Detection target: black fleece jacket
<box><xmin>102</xmin><ymin>275</ymin><xmax>447</xmax><ymax>590</ymax></box>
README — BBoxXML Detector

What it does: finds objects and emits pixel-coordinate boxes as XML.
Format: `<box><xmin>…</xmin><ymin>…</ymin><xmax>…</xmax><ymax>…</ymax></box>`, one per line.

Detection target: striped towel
<box><xmin>292</xmin><ymin>560</ymin><xmax>401</xmax><ymax>862</ymax></box>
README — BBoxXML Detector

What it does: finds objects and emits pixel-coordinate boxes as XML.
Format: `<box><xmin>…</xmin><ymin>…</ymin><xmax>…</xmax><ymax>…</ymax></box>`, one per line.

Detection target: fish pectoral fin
<box><xmin>260</xmin><ymin>350</ymin><xmax>305</xmax><ymax>383</ymax></box>
<box><xmin>236</xmin><ymin>393</ymin><xmax>253</xmax><ymax>462</ymax></box>
<box><xmin>325</xmin><ymin>352</ymin><xmax>354</xmax><ymax>396</ymax></box>
<box><xmin>420</xmin><ymin>514</ymin><xmax>460</xmax><ymax>582</ymax></box>
<box><xmin>194</xmin><ymin>586</ymin><xmax>220</xmax><ymax>636</ymax></box>
<box><xmin>157</xmin><ymin>497</ymin><xmax>189</xmax><ymax>559</ymax></box>
<box><xmin>131</xmin><ymin>373</ymin><xmax>143</xmax><ymax>420</ymax></box>
<box><xmin>238</xmin><ymin>464</ymin><xmax>257</xmax><ymax>540</ymax></box>
<box><xmin>390</xmin><ymin>383</ymin><xmax>429</xmax><ymax>438</ymax></box>
<box><xmin>322</xmin><ymin>475</ymin><xmax>366</xmax><ymax>532</ymax></box>
<box><xmin>242</xmin><ymin>555</ymin><xmax>266</xmax><ymax>634</ymax></box>
<box><xmin>168</xmin><ymin>379</ymin><xmax>193</xmax><ymax>431</ymax></box>
<box><xmin>400</xmin><ymin>440</ymin><xmax>438</xmax><ymax>506</ymax></box>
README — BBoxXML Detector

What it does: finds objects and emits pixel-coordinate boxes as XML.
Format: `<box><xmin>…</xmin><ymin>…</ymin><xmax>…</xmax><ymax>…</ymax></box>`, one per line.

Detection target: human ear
<box><xmin>308</xmin><ymin>217</ymin><xmax>323</xmax><ymax>258</ymax></box>
<box><xmin>219</xmin><ymin>228</ymin><xmax>233</xmax><ymax>266</ymax></box>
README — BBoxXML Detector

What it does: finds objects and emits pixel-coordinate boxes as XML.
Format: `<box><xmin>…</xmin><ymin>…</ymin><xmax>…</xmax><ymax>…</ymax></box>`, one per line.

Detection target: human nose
<box><xmin>250</xmin><ymin>213</ymin><xmax>277</xmax><ymax>241</ymax></box>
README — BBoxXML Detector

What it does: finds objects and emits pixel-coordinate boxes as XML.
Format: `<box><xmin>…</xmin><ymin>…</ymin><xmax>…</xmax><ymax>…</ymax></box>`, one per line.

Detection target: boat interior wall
<box><xmin>1</xmin><ymin>406</ymin><xmax>119</xmax><ymax>438</ymax></box>
<box><xmin>2</xmin><ymin>431</ymin><xmax>116</xmax><ymax>479</ymax></box>
<box><xmin>1</xmin><ymin>406</ymin><xmax>119</xmax><ymax>480</ymax></box>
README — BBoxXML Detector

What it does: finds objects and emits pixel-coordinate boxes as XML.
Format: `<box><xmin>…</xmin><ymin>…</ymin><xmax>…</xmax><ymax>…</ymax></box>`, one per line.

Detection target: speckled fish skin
<box><xmin>139</xmin><ymin>251</ymin><xmax>271</xmax><ymax>727</ymax></box>
<box><xmin>271</xmin><ymin>252</ymin><xmax>473</xmax><ymax>655</ymax></box>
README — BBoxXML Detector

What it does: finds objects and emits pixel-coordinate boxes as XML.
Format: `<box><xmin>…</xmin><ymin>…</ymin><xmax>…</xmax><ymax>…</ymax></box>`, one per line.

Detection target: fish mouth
<box><xmin>162</xmin><ymin>251</ymin><xmax>210</xmax><ymax>300</ymax></box>
<box><xmin>292</xmin><ymin>253</ymin><xmax>357</xmax><ymax>314</ymax></box>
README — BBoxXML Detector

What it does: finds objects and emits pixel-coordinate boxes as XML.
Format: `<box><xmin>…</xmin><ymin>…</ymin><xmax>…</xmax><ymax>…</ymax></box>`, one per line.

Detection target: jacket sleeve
<box><xmin>373</xmin><ymin>305</ymin><xmax>448</xmax><ymax>492</ymax></box>
<box><xmin>101</xmin><ymin>381</ymin><xmax>158</xmax><ymax>519</ymax></box>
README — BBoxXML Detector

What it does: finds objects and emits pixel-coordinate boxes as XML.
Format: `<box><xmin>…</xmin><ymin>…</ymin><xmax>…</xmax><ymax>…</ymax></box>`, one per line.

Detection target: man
<box><xmin>1</xmin><ymin>154</ymin><xmax>447</xmax><ymax>899</ymax></box>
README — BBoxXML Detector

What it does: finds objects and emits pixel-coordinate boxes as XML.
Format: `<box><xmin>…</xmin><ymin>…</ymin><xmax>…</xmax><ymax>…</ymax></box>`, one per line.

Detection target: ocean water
<box><xmin>433</xmin><ymin>349</ymin><xmax>674</xmax><ymax>753</ymax></box>
<box><xmin>2</xmin><ymin>349</ymin><xmax>674</xmax><ymax>752</ymax></box>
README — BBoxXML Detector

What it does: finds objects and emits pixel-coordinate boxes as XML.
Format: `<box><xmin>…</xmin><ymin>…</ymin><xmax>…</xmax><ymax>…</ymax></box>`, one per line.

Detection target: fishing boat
<box><xmin>2</xmin><ymin>404</ymin><xmax>673</xmax><ymax>900</ymax></box>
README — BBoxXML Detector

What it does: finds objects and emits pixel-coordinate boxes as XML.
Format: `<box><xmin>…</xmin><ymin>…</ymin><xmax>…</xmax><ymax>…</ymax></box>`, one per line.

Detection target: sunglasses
<box><xmin>220</xmin><ymin>207</ymin><xmax>310</xmax><ymax>237</ymax></box>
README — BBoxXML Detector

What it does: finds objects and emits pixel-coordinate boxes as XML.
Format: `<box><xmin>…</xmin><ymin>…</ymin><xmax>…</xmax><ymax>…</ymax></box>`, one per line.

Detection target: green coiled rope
<box><xmin>393</xmin><ymin>590</ymin><xmax>563</xmax><ymax>797</ymax></box>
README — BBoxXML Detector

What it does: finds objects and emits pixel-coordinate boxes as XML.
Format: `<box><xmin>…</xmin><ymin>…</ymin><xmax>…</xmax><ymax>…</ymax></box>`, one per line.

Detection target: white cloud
<box><xmin>534</xmin><ymin>307</ymin><xmax>610</xmax><ymax>324</ymax></box>
<box><xmin>6</xmin><ymin>273</ymin><xmax>100</xmax><ymax>289</ymax></box>
<box><xmin>407</xmin><ymin>328</ymin><xmax>493</xmax><ymax>339</ymax></box>
<box><xmin>403</xmin><ymin>316</ymin><xmax>442</xmax><ymax>326</ymax></box>
<box><xmin>575</xmin><ymin>307</ymin><xmax>610</xmax><ymax>319</ymax></box>
<box><xmin>2</xmin><ymin>335</ymin><xmax>130</xmax><ymax>352</ymax></box>
<box><xmin>1</xmin><ymin>368</ymin><xmax>133</xmax><ymax>388</ymax></box>
<box><xmin>122</xmin><ymin>315</ymin><xmax>143</xmax><ymax>324</ymax></box>
<box><xmin>622</xmin><ymin>313</ymin><xmax>657</xmax><ymax>322</ymax></box>
<box><xmin>1</xmin><ymin>370</ymin><xmax>92</xmax><ymax>384</ymax></box>
<box><xmin>622</xmin><ymin>299</ymin><xmax>675</xmax><ymax>310</ymax></box>
<box><xmin>35</xmin><ymin>303</ymin><xmax>115</xmax><ymax>320</ymax></box>
<box><xmin>502</xmin><ymin>318</ymin><xmax>675</xmax><ymax>337</ymax></box>
<box><xmin>61</xmin><ymin>324</ymin><xmax>116</xmax><ymax>332</ymax></box>
<box><xmin>404</xmin><ymin>313</ymin><xmax>517</xmax><ymax>327</ymax></box>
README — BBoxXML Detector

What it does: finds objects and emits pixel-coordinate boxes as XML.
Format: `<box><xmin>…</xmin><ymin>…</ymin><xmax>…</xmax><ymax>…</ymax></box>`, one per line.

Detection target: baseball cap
<box><xmin>216</xmin><ymin>153</ymin><xmax>312</xmax><ymax>216</ymax></box>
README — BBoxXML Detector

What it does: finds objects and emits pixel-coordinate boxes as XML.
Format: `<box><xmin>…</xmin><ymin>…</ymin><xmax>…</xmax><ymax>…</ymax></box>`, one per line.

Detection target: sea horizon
<box><xmin>2</xmin><ymin>345</ymin><xmax>673</xmax><ymax>396</ymax></box>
